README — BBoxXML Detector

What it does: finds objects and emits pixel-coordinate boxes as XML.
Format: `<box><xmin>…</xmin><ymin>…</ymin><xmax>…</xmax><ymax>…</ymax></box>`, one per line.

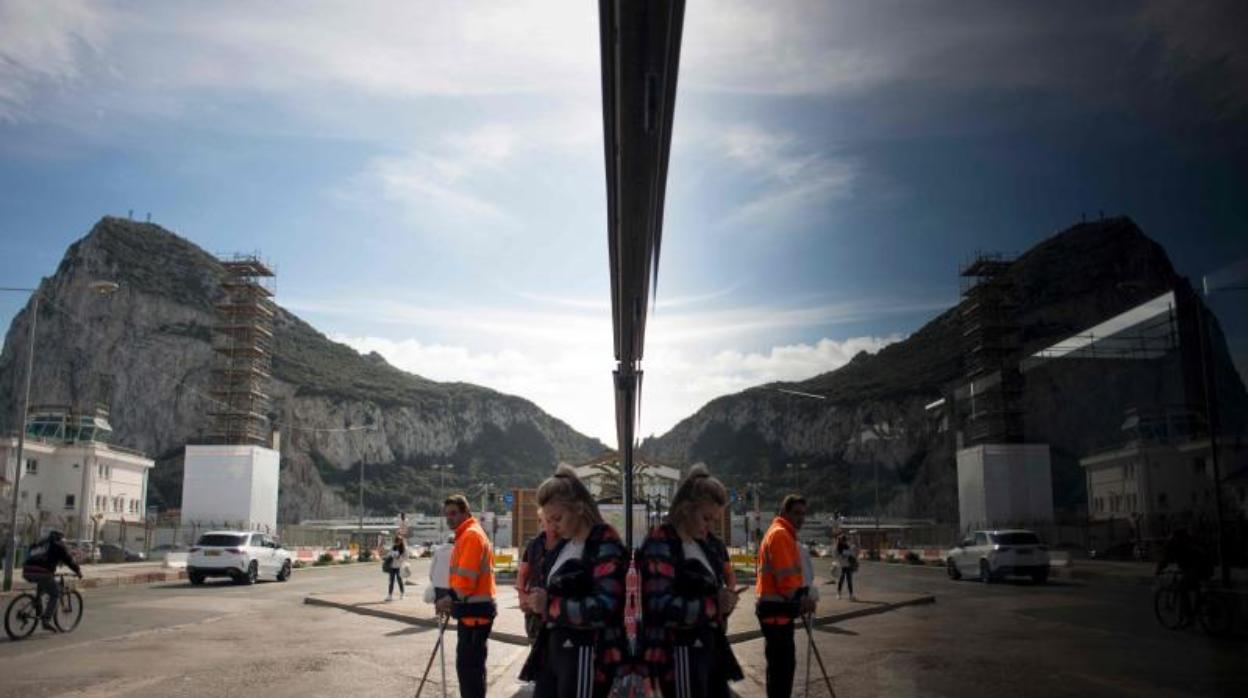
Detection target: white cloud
<box><xmin>298</xmin><ymin>291</ymin><xmax>935</xmax><ymax>445</ymax></box>
<box><xmin>680</xmin><ymin>123</ymin><xmax>858</xmax><ymax>228</ymax></box>
<box><xmin>0</xmin><ymin>0</ymin><xmax>105</xmax><ymax>121</ymax></box>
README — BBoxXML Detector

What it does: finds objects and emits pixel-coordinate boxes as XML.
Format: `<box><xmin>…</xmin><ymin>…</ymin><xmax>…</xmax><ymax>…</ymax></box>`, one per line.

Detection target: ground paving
<box><xmin>0</xmin><ymin>558</ymin><xmax>1244</xmax><ymax>697</ymax></box>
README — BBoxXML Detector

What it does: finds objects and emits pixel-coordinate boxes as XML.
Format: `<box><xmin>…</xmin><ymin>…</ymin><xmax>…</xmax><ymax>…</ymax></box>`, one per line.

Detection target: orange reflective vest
<box><xmin>755</xmin><ymin>516</ymin><xmax>805</xmax><ymax>624</ymax></box>
<box><xmin>449</xmin><ymin>516</ymin><xmax>496</xmax><ymax>625</ymax></box>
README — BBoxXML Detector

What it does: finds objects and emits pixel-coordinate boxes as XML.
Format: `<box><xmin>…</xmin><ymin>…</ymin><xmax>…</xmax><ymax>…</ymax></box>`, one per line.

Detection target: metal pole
<box><xmin>358</xmin><ymin>462</ymin><xmax>365</xmax><ymax>547</ymax></box>
<box><xmin>1194</xmin><ymin>295</ymin><xmax>1229</xmax><ymax>586</ymax></box>
<box><xmin>874</xmin><ymin>460</ymin><xmax>881</xmax><ymax>553</ymax></box>
<box><xmin>4</xmin><ymin>294</ymin><xmax>38</xmax><ymax>592</ymax></box>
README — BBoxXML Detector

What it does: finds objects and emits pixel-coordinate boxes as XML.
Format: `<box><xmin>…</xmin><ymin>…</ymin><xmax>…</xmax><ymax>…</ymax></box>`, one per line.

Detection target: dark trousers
<box><xmin>388</xmin><ymin>569</ymin><xmax>405</xmax><ymax>595</ymax></box>
<box><xmin>23</xmin><ymin>572</ymin><xmax>58</xmax><ymax>620</ymax></box>
<box><xmin>660</xmin><ymin>629</ymin><xmax>728</xmax><ymax>698</ymax></box>
<box><xmin>534</xmin><ymin>627</ymin><xmax>604</xmax><ymax>698</ymax></box>
<box><xmin>838</xmin><ymin>568</ymin><xmax>854</xmax><ymax>595</ymax></box>
<box><xmin>456</xmin><ymin>621</ymin><xmax>492</xmax><ymax>698</ymax></box>
<box><xmin>761</xmin><ymin>623</ymin><xmax>796</xmax><ymax>698</ymax></box>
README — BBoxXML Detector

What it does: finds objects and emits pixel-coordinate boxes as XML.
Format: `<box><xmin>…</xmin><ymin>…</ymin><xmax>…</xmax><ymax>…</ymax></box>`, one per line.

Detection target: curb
<box><xmin>1</xmin><ymin>569</ymin><xmax>187</xmax><ymax>599</ymax></box>
<box><xmin>724</xmin><ymin>594</ymin><xmax>936</xmax><ymax>644</ymax></box>
<box><xmin>302</xmin><ymin>595</ymin><xmax>531</xmax><ymax>647</ymax></box>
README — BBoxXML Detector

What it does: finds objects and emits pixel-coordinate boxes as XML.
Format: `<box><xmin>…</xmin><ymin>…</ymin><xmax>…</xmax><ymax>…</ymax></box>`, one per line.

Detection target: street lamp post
<box><xmin>431</xmin><ymin>463</ymin><xmax>454</xmax><ymax>538</ymax></box>
<box><xmin>1195</xmin><ymin>272</ymin><xmax>1247</xmax><ymax>587</ymax></box>
<box><xmin>3</xmin><ymin>281</ymin><xmax>117</xmax><ymax>591</ymax></box>
<box><xmin>2</xmin><ymin>292</ymin><xmax>39</xmax><ymax>592</ymax></box>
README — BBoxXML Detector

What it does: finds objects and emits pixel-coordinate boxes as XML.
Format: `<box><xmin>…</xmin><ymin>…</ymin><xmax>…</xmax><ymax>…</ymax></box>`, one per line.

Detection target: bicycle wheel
<box><xmin>1198</xmin><ymin>592</ymin><xmax>1234</xmax><ymax>638</ymax></box>
<box><xmin>1154</xmin><ymin>586</ymin><xmax>1187</xmax><ymax>630</ymax></box>
<box><xmin>53</xmin><ymin>590</ymin><xmax>83</xmax><ymax>633</ymax></box>
<box><xmin>4</xmin><ymin>594</ymin><xmax>40</xmax><ymax>640</ymax></box>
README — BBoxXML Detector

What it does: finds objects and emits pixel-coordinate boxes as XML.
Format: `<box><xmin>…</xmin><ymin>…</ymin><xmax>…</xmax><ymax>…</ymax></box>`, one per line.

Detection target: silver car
<box><xmin>946</xmin><ymin>529</ymin><xmax>1050</xmax><ymax>584</ymax></box>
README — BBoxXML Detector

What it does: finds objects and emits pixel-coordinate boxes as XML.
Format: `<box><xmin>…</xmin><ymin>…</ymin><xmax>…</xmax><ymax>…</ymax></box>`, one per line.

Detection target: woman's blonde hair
<box><xmin>536</xmin><ymin>464</ymin><xmax>604</xmax><ymax>527</ymax></box>
<box><xmin>668</xmin><ymin>463</ymin><xmax>728</xmax><ymax>532</ymax></box>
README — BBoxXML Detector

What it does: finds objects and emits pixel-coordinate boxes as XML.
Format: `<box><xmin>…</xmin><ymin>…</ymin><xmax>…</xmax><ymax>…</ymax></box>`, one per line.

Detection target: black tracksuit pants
<box><xmin>456</xmin><ymin>622</ymin><xmax>492</xmax><ymax>698</ymax></box>
<box><xmin>761</xmin><ymin>622</ymin><xmax>796</xmax><ymax>698</ymax></box>
<box><xmin>533</xmin><ymin>627</ymin><xmax>604</xmax><ymax>698</ymax></box>
<box><xmin>659</xmin><ymin>628</ymin><xmax>729</xmax><ymax>698</ymax></box>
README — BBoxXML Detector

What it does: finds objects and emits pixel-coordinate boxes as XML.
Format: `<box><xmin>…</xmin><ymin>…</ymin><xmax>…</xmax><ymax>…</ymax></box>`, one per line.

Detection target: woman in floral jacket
<box><xmin>639</xmin><ymin>464</ymin><xmax>744</xmax><ymax>698</ymax></box>
<box><xmin>520</xmin><ymin>465</ymin><xmax>629</xmax><ymax>698</ymax></box>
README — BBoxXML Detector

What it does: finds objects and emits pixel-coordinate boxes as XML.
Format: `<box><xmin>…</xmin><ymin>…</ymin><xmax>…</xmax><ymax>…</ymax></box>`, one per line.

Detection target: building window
<box><xmin>65</xmin><ymin>494</ymin><xmax>75</xmax><ymax>509</ymax></box>
<box><xmin>35</xmin><ymin>493</ymin><xmax>42</xmax><ymax>508</ymax></box>
<box><xmin>20</xmin><ymin>491</ymin><xmax>27</xmax><ymax>500</ymax></box>
<box><xmin>72</xmin><ymin>462</ymin><xmax>79</xmax><ymax>469</ymax></box>
<box><xmin>24</xmin><ymin>459</ymin><xmax>37</xmax><ymax>474</ymax></box>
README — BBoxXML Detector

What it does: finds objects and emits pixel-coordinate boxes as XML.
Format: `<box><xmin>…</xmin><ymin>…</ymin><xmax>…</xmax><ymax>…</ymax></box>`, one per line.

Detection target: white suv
<box><xmin>187</xmin><ymin>531</ymin><xmax>293</xmax><ymax>585</ymax></box>
<box><xmin>946</xmin><ymin>529</ymin><xmax>1050</xmax><ymax>584</ymax></box>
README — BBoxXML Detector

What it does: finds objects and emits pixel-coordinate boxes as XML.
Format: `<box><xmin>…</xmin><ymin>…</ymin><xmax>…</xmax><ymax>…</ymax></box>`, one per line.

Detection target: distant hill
<box><xmin>0</xmin><ymin>217</ymin><xmax>608</xmax><ymax>522</ymax></box>
<box><xmin>641</xmin><ymin>217</ymin><xmax>1247</xmax><ymax>520</ymax></box>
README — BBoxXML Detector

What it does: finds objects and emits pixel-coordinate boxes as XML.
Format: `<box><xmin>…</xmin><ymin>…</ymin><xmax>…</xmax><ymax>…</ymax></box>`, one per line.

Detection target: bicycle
<box><xmin>1153</xmin><ymin>569</ymin><xmax>1233</xmax><ymax>637</ymax></box>
<box><xmin>4</xmin><ymin>574</ymin><xmax>84</xmax><ymax>641</ymax></box>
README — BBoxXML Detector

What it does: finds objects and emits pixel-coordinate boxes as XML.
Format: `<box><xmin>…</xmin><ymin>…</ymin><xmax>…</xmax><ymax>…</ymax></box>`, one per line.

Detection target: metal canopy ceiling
<box><xmin>599</xmin><ymin>0</ymin><xmax>685</xmax><ymax>549</ymax></box>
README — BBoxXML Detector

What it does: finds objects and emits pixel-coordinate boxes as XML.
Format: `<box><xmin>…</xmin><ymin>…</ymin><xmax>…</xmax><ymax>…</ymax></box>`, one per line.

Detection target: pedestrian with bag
<box><xmin>519</xmin><ymin>465</ymin><xmax>628</xmax><ymax>698</ymax></box>
<box><xmin>756</xmin><ymin>495</ymin><xmax>817</xmax><ymax>698</ymax></box>
<box><xmin>835</xmin><ymin>533</ymin><xmax>857</xmax><ymax>601</ymax></box>
<box><xmin>639</xmin><ymin>464</ymin><xmax>744</xmax><ymax>698</ymax></box>
<box><xmin>383</xmin><ymin>534</ymin><xmax>409</xmax><ymax>602</ymax></box>
<box><xmin>433</xmin><ymin>494</ymin><xmax>496</xmax><ymax>698</ymax></box>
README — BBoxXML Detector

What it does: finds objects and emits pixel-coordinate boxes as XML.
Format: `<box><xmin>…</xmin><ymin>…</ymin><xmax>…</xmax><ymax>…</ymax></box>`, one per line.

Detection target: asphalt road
<box><xmin>761</xmin><ymin>561</ymin><xmax>1247</xmax><ymax>698</ymax></box>
<box><xmin>0</xmin><ymin>559</ymin><xmax>1243</xmax><ymax>697</ymax></box>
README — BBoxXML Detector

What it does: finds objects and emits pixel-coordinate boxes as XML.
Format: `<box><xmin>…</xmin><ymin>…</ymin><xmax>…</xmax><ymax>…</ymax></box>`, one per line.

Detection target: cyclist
<box><xmin>22</xmin><ymin>530</ymin><xmax>83</xmax><ymax>631</ymax></box>
<box><xmin>1154</xmin><ymin>529</ymin><xmax>1212</xmax><ymax>613</ymax></box>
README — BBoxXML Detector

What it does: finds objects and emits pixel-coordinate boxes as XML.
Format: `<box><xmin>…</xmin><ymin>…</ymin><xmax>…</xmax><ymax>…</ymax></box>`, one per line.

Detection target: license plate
<box><xmin>205</xmin><ymin>550</ymin><xmax>220</xmax><ymax>556</ymax></box>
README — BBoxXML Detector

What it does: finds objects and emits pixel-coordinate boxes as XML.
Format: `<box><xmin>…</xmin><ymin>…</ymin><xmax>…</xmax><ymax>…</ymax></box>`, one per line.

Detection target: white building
<box><xmin>956</xmin><ymin>443</ymin><xmax>1054</xmax><ymax>530</ymax></box>
<box><xmin>0</xmin><ymin>406</ymin><xmax>154</xmax><ymax>541</ymax></box>
<box><xmin>572</xmin><ymin>457</ymin><xmax>681</xmax><ymax>503</ymax></box>
<box><xmin>180</xmin><ymin>444</ymin><xmax>280</xmax><ymax>532</ymax></box>
<box><xmin>1079</xmin><ymin>407</ymin><xmax>1242</xmax><ymax>536</ymax></box>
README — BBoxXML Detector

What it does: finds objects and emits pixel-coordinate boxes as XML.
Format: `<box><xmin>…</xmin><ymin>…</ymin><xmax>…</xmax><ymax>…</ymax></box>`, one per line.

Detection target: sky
<box><xmin>1</xmin><ymin>1</ymin><xmax>1246</xmax><ymax>447</ymax></box>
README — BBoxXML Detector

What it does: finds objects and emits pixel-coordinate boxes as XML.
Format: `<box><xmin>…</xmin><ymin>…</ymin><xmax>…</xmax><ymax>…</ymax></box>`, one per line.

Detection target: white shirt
<box><xmin>547</xmin><ymin>539</ymin><xmax>586</xmax><ymax>584</ymax></box>
<box><xmin>683</xmin><ymin>540</ymin><xmax>713</xmax><ymax>574</ymax></box>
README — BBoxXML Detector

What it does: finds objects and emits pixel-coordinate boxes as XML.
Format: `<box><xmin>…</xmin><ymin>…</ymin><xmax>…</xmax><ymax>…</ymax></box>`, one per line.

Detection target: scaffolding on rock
<box><xmin>208</xmin><ymin>256</ymin><xmax>275</xmax><ymax>446</ymax></box>
<box><xmin>959</xmin><ymin>253</ymin><xmax>1023</xmax><ymax>445</ymax></box>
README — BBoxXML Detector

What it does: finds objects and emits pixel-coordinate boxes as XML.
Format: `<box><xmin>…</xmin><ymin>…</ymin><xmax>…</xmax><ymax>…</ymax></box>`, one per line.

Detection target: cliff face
<box><xmin>0</xmin><ymin>217</ymin><xmax>608</xmax><ymax>521</ymax></box>
<box><xmin>642</xmin><ymin>217</ymin><xmax>1248</xmax><ymax>520</ymax></box>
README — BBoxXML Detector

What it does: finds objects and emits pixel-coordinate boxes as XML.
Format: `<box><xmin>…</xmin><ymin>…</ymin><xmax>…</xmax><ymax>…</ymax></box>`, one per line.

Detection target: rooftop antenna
<box><xmin>128</xmin><ymin>209</ymin><xmax>133</xmax><ymax>220</ymax></box>
<box><xmin>145</xmin><ymin>212</ymin><xmax>151</xmax><ymax>223</ymax></box>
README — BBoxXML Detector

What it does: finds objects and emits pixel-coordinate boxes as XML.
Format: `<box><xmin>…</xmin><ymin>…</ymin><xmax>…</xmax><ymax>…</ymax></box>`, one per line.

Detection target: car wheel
<box><xmin>189</xmin><ymin>571</ymin><xmax>205</xmax><ymax>586</ymax></box>
<box><xmin>1031</xmin><ymin>570</ymin><xmax>1048</xmax><ymax>585</ymax></box>
<box><xmin>277</xmin><ymin>560</ymin><xmax>291</xmax><ymax>582</ymax></box>
<box><xmin>979</xmin><ymin>559</ymin><xmax>995</xmax><ymax>584</ymax></box>
<box><xmin>245</xmin><ymin>561</ymin><xmax>259</xmax><ymax>585</ymax></box>
<box><xmin>946</xmin><ymin>558</ymin><xmax>962</xmax><ymax>580</ymax></box>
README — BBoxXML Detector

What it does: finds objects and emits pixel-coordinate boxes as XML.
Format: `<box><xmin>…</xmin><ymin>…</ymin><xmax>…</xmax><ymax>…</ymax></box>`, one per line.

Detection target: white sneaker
<box><xmin>400</xmin><ymin>591</ymin><xmax>405</xmax><ymax>600</ymax></box>
<box><xmin>850</xmin><ymin>594</ymin><xmax>857</xmax><ymax>601</ymax></box>
<box><xmin>384</xmin><ymin>595</ymin><xmax>393</xmax><ymax>603</ymax></box>
<box><xmin>836</xmin><ymin>592</ymin><xmax>842</xmax><ymax>600</ymax></box>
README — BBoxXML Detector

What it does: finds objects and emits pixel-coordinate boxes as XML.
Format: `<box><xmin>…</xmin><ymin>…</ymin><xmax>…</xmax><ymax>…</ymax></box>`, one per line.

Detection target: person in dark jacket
<box><xmin>639</xmin><ymin>464</ymin><xmax>743</xmax><ymax>698</ymax></box>
<box><xmin>22</xmin><ymin>530</ymin><xmax>83</xmax><ymax>630</ymax></box>
<box><xmin>520</xmin><ymin>465</ymin><xmax>628</xmax><ymax>698</ymax></box>
<box><xmin>519</xmin><ymin>508</ymin><xmax>561</xmax><ymax>640</ymax></box>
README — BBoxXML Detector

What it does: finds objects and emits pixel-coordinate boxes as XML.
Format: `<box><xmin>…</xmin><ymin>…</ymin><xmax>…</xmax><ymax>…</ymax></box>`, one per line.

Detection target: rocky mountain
<box><xmin>0</xmin><ymin>217</ymin><xmax>608</xmax><ymax>522</ymax></box>
<box><xmin>641</xmin><ymin>217</ymin><xmax>1248</xmax><ymax>521</ymax></box>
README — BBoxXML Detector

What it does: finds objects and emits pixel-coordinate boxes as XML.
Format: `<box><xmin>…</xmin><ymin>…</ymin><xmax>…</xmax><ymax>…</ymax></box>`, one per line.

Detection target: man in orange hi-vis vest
<box><xmin>755</xmin><ymin>495</ymin><xmax>816</xmax><ymax>698</ymax></box>
<box><xmin>434</xmin><ymin>495</ymin><xmax>496</xmax><ymax>698</ymax></box>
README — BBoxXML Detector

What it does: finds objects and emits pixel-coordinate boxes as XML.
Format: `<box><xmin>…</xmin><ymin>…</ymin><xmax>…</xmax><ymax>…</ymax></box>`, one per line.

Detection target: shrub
<box><xmin>315</xmin><ymin>552</ymin><xmax>334</xmax><ymax>566</ymax></box>
<box><xmin>358</xmin><ymin>549</ymin><xmax>374</xmax><ymax>563</ymax></box>
<box><xmin>905</xmin><ymin>551</ymin><xmax>923</xmax><ymax>564</ymax></box>
<box><xmin>293</xmin><ymin>560</ymin><xmax>307</xmax><ymax>569</ymax></box>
